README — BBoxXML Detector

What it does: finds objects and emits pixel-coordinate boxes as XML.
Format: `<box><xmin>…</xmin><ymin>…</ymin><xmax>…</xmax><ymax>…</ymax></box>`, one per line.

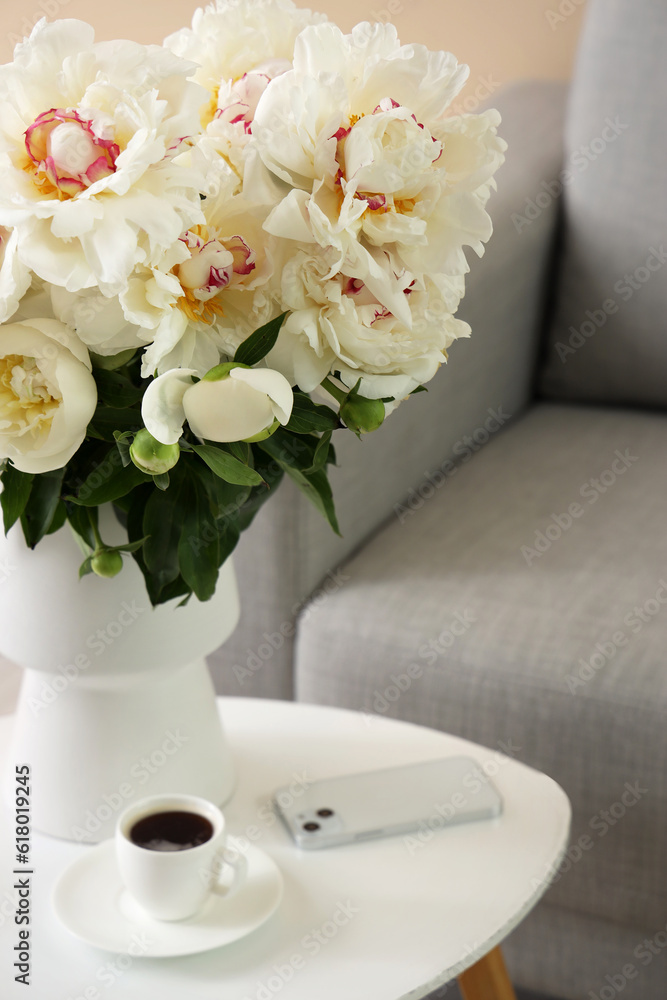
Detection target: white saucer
<box><xmin>52</xmin><ymin>839</ymin><xmax>283</xmax><ymax>957</ymax></box>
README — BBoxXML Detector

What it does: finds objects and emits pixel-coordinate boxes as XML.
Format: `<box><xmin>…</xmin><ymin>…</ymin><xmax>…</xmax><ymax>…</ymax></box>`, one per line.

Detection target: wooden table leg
<box><xmin>457</xmin><ymin>946</ymin><xmax>518</xmax><ymax>1000</ymax></box>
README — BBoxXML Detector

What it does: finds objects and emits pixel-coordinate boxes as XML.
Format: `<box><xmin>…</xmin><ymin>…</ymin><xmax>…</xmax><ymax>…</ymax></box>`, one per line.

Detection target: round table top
<box><xmin>0</xmin><ymin>697</ymin><xmax>570</xmax><ymax>1000</ymax></box>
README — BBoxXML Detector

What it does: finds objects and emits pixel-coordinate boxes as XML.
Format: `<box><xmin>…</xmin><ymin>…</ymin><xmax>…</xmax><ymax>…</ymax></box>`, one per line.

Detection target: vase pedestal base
<box><xmin>4</xmin><ymin>658</ymin><xmax>235</xmax><ymax>843</ymax></box>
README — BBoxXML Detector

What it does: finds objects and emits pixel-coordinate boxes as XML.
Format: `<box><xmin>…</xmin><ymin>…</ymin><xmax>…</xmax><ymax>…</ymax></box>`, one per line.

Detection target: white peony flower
<box><xmin>0</xmin><ymin>19</ymin><xmax>207</xmax><ymax>295</ymax></box>
<box><xmin>165</xmin><ymin>0</ymin><xmax>327</xmax><ymax>129</ymax></box>
<box><xmin>390</xmin><ymin>109</ymin><xmax>507</xmax><ymax>278</ymax></box>
<box><xmin>264</xmin><ymin>180</ymin><xmax>415</xmax><ymax>326</ymax></box>
<box><xmin>252</xmin><ymin>22</ymin><xmax>468</xmax><ymax>187</ymax></box>
<box><xmin>266</xmin><ymin>244</ymin><xmax>468</xmax><ymax>398</ymax></box>
<box><xmin>0</xmin><ymin>318</ymin><xmax>97</xmax><ymax>473</ymax></box>
<box><xmin>0</xmin><ymin>228</ymin><xmax>31</xmax><ymax>324</ymax></box>
<box><xmin>142</xmin><ymin>364</ymin><xmax>293</xmax><ymax>445</ymax></box>
<box><xmin>116</xmin><ymin>164</ymin><xmax>276</xmax><ymax>376</ymax></box>
<box><xmin>50</xmin><ymin>286</ymin><xmax>151</xmax><ymax>358</ymax></box>
<box><xmin>252</xmin><ymin>21</ymin><xmax>505</xmax><ymax>285</ymax></box>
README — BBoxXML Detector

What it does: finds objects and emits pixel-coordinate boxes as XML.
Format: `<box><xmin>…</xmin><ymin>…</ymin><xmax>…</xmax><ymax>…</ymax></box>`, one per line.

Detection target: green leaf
<box><xmin>113</xmin><ymin>431</ymin><xmax>133</xmax><ymax>468</ymax></box>
<box><xmin>285</xmin><ymin>393</ymin><xmax>340</xmax><ymax>434</ymax></box>
<box><xmin>280</xmin><ymin>464</ymin><xmax>339</xmax><ymax>534</ymax></box>
<box><xmin>142</xmin><ymin>472</ymin><xmax>188</xmax><ymax>591</ymax></box>
<box><xmin>125</xmin><ymin>485</ymin><xmax>157</xmax><ymax>600</ymax></box>
<box><xmin>0</xmin><ymin>467</ymin><xmax>34</xmax><ymax>533</ymax></box>
<box><xmin>112</xmin><ymin>537</ymin><xmax>150</xmax><ymax>554</ymax></box>
<box><xmin>192</xmin><ymin>444</ymin><xmax>264</xmax><ymax>486</ymax></box>
<box><xmin>257</xmin><ymin>434</ymin><xmax>340</xmax><ymax>534</ymax></box>
<box><xmin>93</xmin><ymin>368</ymin><xmax>144</xmax><ymax>408</ymax></box>
<box><xmin>178</xmin><ymin>479</ymin><xmax>221</xmax><ymax>602</ymax></box>
<box><xmin>20</xmin><ymin>469</ymin><xmax>65</xmax><ymax>548</ymax></box>
<box><xmin>192</xmin><ymin>460</ymin><xmax>251</xmax><ymax>521</ymax></box>
<box><xmin>46</xmin><ymin>500</ymin><xmax>67</xmax><ymax>535</ymax></box>
<box><xmin>153</xmin><ymin>472</ymin><xmax>170</xmax><ymax>491</ymax></box>
<box><xmin>79</xmin><ymin>556</ymin><xmax>94</xmax><ymax>579</ymax></box>
<box><xmin>256</xmin><ymin>427</ymin><xmax>319</xmax><ymax>472</ymax></box>
<box><xmin>233</xmin><ymin>312</ymin><xmax>287</xmax><ymax>366</ymax></box>
<box><xmin>302</xmin><ymin>468</ymin><xmax>340</xmax><ymax>535</ymax></box>
<box><xmin>88</xmin><ymin>406</ymin><xmax>143</xmax><ymax>442</ymax></box>
<box><xmin>410</xmin><ymin>385</ymin><xmax>428</xmax><ymax>395</ymax></box>
<box><xmin>69</xmin><ymin>461</ymin><xmax>151</xmax><ymax>507</ymax></box>
<box><xmin>234</xmin><ymin>446</ymin><xmax>285</xmax><ymax>533</ymax></box>
<box><xmin>67</xmin><ymin>504</ymin><xmax>98</xmax><ymax>550</ymax></box>
<box><xmin>90</xmin><ymin>348</ymin><xmax>137</xmax><ymax>371</ymax></box>
<box><xmin>214</xmin><ymin>518</ymin><xmax>241</xmax><ymax>571</ymax></box>
<box><xmin>154</xmin><ymin>576</ymin><xmax>192</xmax><ymax>606</ymax></box>
<box><xmin>225</xmin><ymin>440</ymin><xmax>251</xmax><ymax>464</ymax></box>
<box><xmin>304</xmin><ymin>431</ymin><xmax>333</xmax><ymax>475</ymax></box>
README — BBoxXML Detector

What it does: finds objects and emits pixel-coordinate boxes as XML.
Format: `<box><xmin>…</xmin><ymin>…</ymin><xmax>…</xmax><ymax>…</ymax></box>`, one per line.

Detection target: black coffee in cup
<box><xmin>129</xmin><ymin>810</ymin><xmax>214</xmax><ymax>852</ymax></box>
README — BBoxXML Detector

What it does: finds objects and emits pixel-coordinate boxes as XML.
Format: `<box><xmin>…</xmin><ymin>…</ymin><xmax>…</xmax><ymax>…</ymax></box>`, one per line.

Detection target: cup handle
<box><xmin>210</xmin><ymin>839</ymin><xmax>248</xmax><ymax>899</ymax></box>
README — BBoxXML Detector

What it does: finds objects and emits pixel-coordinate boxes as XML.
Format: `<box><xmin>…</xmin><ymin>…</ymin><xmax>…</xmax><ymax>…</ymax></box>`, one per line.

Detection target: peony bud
<box><xmin>130</xmin><ymin>429</ymin><xmax>180</xmax><ymax>475</ymax></box>
<box><xmin>243</xmin><ymin>417</ymin><xmax>281</xmax><ymax>443</ymax></box>
<box><xmin>91</xmin><ymin>549</ymin><xmax>123</xmax><ymax>578</ymax></box>
<box><xmin>340</xmin><ymin>395</ymin><xmax>385</xmax><ymax>435</ymax></box>
<box><xmin>182</xmin><ymin>363</ymin><xmax>293</xmax><ymax>443</ymax></box>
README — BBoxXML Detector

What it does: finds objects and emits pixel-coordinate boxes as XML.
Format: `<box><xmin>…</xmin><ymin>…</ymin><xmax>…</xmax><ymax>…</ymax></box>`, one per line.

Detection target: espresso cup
<box><xmin>116</xmin><ymin>793</ymin><xmax>246</xmax><ymax>921</ymax></box>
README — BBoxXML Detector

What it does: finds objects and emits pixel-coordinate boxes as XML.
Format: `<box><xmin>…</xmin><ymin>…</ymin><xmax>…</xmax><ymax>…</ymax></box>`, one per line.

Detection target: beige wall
<box><xmin>1</xmin><ymin>0</ymin><xmax>587</xmax><ymax>98</ymax></box>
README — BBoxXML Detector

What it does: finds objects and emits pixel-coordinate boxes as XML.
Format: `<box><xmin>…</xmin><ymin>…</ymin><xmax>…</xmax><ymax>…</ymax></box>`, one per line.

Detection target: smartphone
<box><xmin>273</xmin><ymin>755</ymin><xmax>503</xmax><ymax>849</ymax></box>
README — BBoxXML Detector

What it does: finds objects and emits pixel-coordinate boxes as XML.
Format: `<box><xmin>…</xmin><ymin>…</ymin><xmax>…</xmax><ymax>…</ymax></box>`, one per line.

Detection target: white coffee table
<box><xmin>0</xmin><ymin>698</ymin><xmax>570</xmax><ymax>1000</ymax></box>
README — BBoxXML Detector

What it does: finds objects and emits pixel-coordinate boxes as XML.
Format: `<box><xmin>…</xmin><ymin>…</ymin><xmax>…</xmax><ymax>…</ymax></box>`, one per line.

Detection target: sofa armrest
<box><xmin>211</xmin><ymin>80</ymin><xmax>569</xmax><ymax>700</ymax></box>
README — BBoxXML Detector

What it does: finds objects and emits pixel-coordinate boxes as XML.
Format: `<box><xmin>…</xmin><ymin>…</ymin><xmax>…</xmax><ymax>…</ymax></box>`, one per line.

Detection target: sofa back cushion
<box><xmin>539</xmin><ymin>0</ymin><xmax>667</xmax><ymax>407</ymax></box>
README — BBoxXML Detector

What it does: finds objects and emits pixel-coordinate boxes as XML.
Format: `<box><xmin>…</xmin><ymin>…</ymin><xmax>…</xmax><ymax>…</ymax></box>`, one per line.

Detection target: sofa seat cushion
<box><xmin>295</xmin><ymin>403</ymin><xmax>667</xmax><ymax>932</ymax></box>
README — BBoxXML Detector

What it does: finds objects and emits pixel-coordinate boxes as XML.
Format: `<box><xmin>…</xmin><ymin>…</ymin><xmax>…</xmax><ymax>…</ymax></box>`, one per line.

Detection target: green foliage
<box><xmin>0</xmin><ymin>467</ymin><xmax>34</xmax><ymax>533</ymax></box>
<box><xmin>191</xmin><ymin>444</ymin><xmax>264</xmax><ymax>486</ymax></box>
<box><xmin>93</xmin><ymin>368</ymin><xmax>144</xmax><ymax>408</ymax></box>
<box><xmin>258</xmin><ymin>429</ymin><xmax>339</xmax><ymax>535</ymax></box>
<box><xmin>88</xmin><ymin>406</ymin><xmax>143</xmax><ymax>441</ymax></box>
<box><xmin>233</xmin><ymin>312</ymin><xmax>287</xmax><ymax>366</ymax></box>
<box><xmin>67</xmin><ymin>459</ymin><xmax>152</xmax><ymax>506</ymax></box>
<box><xmin>20</xmin><ymin>470</ymin><xmax>65</xmax><ymax>548</ymax></box>
<box><xmin>0</xmin><ymin>316</ymin><xmax>349</xmax><ymax>607</ymax></box>
<box><xmin>285</xmin><ymin>393</ymin><xmax>340</xmax><ymax>434</ymax></box>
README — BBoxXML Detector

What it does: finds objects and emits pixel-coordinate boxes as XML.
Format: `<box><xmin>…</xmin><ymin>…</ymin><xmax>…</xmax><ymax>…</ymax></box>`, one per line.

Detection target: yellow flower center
<box><xmin>0</xmin><ymin>355</ymin><xmax>61</xmax><ymax>439</ymax></box>
<box><xmin>177</xmin><ymin>287</ymin><xmax>227</xmax><ymax>325</ymax></box>
<box><xmin>173</xmin><ymin>226</ymin><xmax>227</xmax><ymax>325</ymax></box>
<box><xmin>201</xmin><ymin>85</ymin><xmax>221</xmax><ymax>129</ymax></box>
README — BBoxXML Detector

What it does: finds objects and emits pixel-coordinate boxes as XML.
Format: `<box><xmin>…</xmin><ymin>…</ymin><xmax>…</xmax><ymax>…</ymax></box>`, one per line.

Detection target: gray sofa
<box><xmin>211</xmin><ymin>1</ymin><xmax>667</xmax><ymax>997</ymax></box>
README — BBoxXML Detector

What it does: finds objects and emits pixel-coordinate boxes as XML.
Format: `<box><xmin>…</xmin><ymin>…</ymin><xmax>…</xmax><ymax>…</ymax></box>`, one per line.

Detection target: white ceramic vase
<box><xmin>0</xmin><ymin>506</ymin><xmax>240</xmax><ymax>843</ymax></box>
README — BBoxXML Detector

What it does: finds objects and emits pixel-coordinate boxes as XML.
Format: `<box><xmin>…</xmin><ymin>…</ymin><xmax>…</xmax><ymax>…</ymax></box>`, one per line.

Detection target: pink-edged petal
<box><xmin>23</xmin><ymin>107</ymin><xmax>119</xmax><ymax>199</ymax></box>
<box><xmin>85</xmin><ymin>155</ymin><xmax>115</xmax><ymax>185</ymax></box>
<box><xmin>364</xmin><ymin>193</ymin><xmax>387</xmax><ymax>211</ymax></box>
<box><xmin>225</xmin><ymin>235</ymin><xmax>256</xmax><ymax>276</ymax></box>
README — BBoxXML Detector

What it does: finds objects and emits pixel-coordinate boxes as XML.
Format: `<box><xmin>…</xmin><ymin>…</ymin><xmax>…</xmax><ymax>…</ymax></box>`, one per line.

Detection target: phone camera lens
<box><xmin>316</xmin><ymin>808</ymin><xmax>334</xmax><ymax>818</ymax></box>
<box><xmin>303</xmin><ymin>821</ymin><xmax>320</xmax><ymax>832</ymax></box>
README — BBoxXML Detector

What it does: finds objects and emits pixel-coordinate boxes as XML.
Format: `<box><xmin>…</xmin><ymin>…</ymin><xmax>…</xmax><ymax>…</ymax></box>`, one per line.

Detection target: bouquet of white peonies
<box><xmin>0</xmin><ymin>1</ymin><xmax>505</xmax><ymax>606</ymax></box>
